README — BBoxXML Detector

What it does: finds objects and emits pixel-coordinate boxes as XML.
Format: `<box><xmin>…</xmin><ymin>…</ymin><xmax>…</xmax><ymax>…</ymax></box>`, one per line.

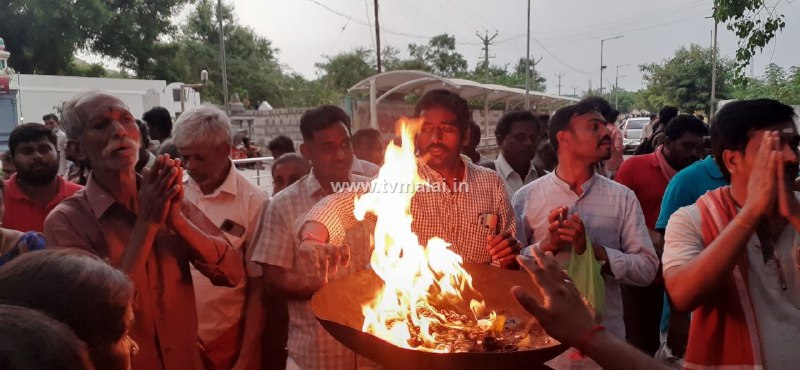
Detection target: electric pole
<box><xmin>614</xmin><ymin>64</ymin><xmax>630</xmax><ymax>109</ymax></box>
<box><xmin>374</xmin><ymin>0</ymin><xmax>381</xmax><ymax>73</ymax></box>
<box><xmin>571</xmin><ymin>85</ymin><xmax>579</xmax><ymax>96</ymax></box>
<box><xmin>216</xmin><ymin>0</ymin><xmax>229</xmax><ymax>114</ymax></box>
<box><xmin>476</xmin><ymin>30</ymin><xmax>499</xmax><ymax>70</ymax></box>
<box><xmin>554</xmin><ymin>71</ymin><xmax>566</xmax><ymax>96</ymax></box>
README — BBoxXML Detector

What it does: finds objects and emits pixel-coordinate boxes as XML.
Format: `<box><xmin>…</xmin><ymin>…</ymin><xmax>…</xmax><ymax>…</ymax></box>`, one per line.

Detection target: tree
<box><xmin>0</xmin><ymin>0</ymin><xmax>189</xmax><ymax>76</ymax></box>
<box><xmin>638</xmin><ymin>44</ymin><xmax>735</xmax><ymax>113</ymax></box>
<box><xmin>89</xmin><ymin>0</ymin><xmax>188</xmax><ymax>78</ymax></box>
<box><xmin>1</xmin><ymin>0</ymin><xmax>106</xmax><ymax>74</ymax></box>
<box><xmin>151</xmin><ymin>0</ymin><xmax>285</xmax><ymax>107</ymax></box>
<box><xmin>732</xmin><ymin>63</ymin><xmax>800</xmax><ymax>104</ymax></box>
<box><xmin>408</xmin><ymin>34</ymin><xmax>468</xmax><ymax>77</ymax></box>
<box><xmin>315</xmin><ymin>48</ymin><xmax>376</xmax><ymax>94</ymax></box>
<box><xmin>714</xmin><ymin>0</ymin><xmax>786</xmax><ymax>76</ymax></box>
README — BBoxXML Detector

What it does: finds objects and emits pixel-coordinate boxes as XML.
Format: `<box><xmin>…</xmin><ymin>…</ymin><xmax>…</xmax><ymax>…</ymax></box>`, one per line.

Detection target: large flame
<box><xmin>354</xmin><ymin>117</ymin><xmax>497</xmax><ymax>352</ymax></box>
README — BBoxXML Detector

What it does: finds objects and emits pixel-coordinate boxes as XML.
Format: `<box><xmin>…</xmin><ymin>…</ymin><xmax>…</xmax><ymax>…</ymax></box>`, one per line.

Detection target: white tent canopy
<box><xmin>348</xmin><ymin>70</ymin><xmax>579</xmax><ymax>129</ymax></box>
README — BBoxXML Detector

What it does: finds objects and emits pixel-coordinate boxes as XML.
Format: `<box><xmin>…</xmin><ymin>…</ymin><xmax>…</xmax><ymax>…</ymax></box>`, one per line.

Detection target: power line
<box><xmin>532</xmin><ymin>38</ymin><xmax>598</xmax><ymax>74</ymax></box>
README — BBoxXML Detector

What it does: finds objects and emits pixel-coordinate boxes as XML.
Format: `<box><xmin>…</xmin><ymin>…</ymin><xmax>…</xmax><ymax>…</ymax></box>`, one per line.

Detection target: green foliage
<box><xmin>149</xmin><ymin>0</ymin><xmax>285</xmax><ymax>107</ymax></box>
<box><xmin>1</xmin><ymin>0</ymin><xmax>108</xmax><ymax>74</ymax></box>
<box><xmin>638</xmin><ymin>44</ymin><xmax>735</xmax><ymax>113</ymax></box>
<box><xmin>714</xmin><ymin>0</ymin><xmax>786</xmax><ymax>76</ymax></box>
<box><xmin>315</xmin><ymin>48</ymin><xmax>376</xmax><ymax>94</ymax></box>
<box><xmin>0</xmin><ymin>0</ymin><xmax>188</xmax><ymax>76</ymax></box>
<box><xmin>732</xmin><ymin>63</ymin><xmax>800</xmax><ymax>105</ymax></box>
<box><xmin>408</xmin><ymin>34</ymin><xmax>468</xmax><ymax>77</ymax></box>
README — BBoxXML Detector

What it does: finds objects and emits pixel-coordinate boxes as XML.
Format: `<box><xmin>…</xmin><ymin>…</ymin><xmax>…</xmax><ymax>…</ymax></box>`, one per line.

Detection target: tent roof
<box><xmin>348</xmin><ymin>70</ymin><xmax>578</xmax><ymax>107</ymax></box>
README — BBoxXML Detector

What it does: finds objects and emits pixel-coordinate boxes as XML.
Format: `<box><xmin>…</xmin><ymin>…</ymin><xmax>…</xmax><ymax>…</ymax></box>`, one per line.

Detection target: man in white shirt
<box><xmin>173</xmin><ymin>105</ymin><xmax>268</xmax><ymax>370</ymax></box>
<box><xmin>513</xmin><ymin>99</ymin><xmax>658</xmax><ymax>369</ymax></box>
<box><xmin>484</xmin><ymin>110</ymin><xmax>543</xmax><ymax>199</ymax></box>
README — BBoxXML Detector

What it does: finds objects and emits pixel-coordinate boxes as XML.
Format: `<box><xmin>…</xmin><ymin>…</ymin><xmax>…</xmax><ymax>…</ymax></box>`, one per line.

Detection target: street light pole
<box><xmin>524</xmin><ymin>0</ymin><xmax>531</xmax><ymax>109</ymax></box>
<box><xmin>600</xmin><ymin>35</ymin><xmax>623</xmax><ymax>95</ymax></box>
<box><xmin>217</xmin><ymin>0</ymin><xmax>230</xmax><ymax>115</ymax></box>
<box><xmin>614</xmin><ymin>64</ymin><xmax>630</xmax><ymax>109</ymax></box>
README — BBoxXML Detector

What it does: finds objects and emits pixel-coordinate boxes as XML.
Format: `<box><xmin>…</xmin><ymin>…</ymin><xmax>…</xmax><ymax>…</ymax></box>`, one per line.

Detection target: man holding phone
<box><xmin>173</xmin><ymin>105</ymin><xmax>269</xmax><ymax>370</ymax></box>
<box><xmin>512</xmin><ymin>99</ymin><xmax>658</xmax><ymax>369</ymax></box>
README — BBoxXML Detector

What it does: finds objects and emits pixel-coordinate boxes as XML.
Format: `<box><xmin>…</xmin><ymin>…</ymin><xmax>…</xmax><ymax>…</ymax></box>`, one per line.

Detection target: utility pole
<box><xmin>571</xmin><ymin>85</ymin><xmax>579</xmax><ymax>96</ymax></box>
<box><xmin>525</xmin><ymin>0</ymin><xmax>531</xmax><ymax>109</ymax></box>
<box><xmin>374</xmin><ymin>0</ymin><xmax>382</xmax><ymax>73</ymax></box>
<box><xmin>710</xmin><ymin>14</ymin><xmax>718</xmax><ymax>116</ymax></box>
<box><xmin>476</xmin><ymin>30</ymin><xmax>499</xmax><ymax>70</ymax></box>
<box><xmin>554</xmin><ymin>71</ymin><xmax>565</xmax><ymax>96</ymax></box>
<box><xmin>600</xmin><ymin>35</ymin><xmax>623</xmax><ymax>95</ymax></box>
<box><xmin>614</xmin><ymin>64</ymin><xmax>630</xmax><ymax>109</ymax></box>
<box><xmin>217</xmin><ymin>0</ymin><xmax>229</xmax><ymax>115</ymax></box>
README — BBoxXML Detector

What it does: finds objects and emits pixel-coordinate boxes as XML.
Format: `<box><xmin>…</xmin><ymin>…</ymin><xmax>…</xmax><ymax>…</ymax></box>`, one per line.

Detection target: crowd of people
<box><xmin>0</xmin><ymin>87</ymin><xmax>798</xmax><ymax>370</ymax></box>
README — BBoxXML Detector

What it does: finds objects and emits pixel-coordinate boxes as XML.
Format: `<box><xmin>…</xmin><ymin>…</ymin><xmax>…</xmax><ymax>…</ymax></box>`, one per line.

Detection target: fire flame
<box><xmin>354</xmin><ymin>117</ymin><xmax>497</xmax><ymax>352</ymax></box>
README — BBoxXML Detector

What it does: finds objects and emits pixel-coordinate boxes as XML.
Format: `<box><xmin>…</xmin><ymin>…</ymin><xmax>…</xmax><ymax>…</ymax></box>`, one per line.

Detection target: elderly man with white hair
<box><xmin>44</xmin><ymin>91</ymin><xmax>244</xmax><ymax>370</ymax></box>
<box><xmin>172</xmin><ymin>104</ymin><xmax>269</xmax><ymax>370</ymax></box>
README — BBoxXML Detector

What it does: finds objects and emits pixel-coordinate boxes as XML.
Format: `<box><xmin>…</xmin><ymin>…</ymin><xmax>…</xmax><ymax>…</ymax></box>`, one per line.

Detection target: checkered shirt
<box><xmin>250</xmin><ymin>172</ymin><xmax>373</xmax><ymax>370</ymax></box>
<box><xmin>302</xmin><ymin>159</ymin><xmax>515</xmax><ymax>264</ymax></box>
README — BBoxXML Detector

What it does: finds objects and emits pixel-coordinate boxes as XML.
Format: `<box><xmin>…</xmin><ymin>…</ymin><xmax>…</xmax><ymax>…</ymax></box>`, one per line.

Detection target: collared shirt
<box><xmin>655</xmin><ymin>155</ymin><xmax>728</xmax><ymax>231</ymax></box>
<box><xmin>44</xmin><ymin>175</ymin><xmax>243</xmax><ymax>370</ymax></box>
<box><xmin>184</xmin><ymin>161</ymin><xmax>269</xmax><ymax>345</ymax></box>
<box><xmin>303</xmin><ymin>159</ymin><xmax>516</xmax><ymax>265</ymax></box>
<box><xmin>3</xmin><ymin>173</ymin><xmax>83</xmax><ymax>232</ymax></box>
<box><xmin>351</xmin><ymin>156</ymin><xmax>379</xmax><ymax>178</ymax></box>
<box><xmin>250</xmin><ymin>171</ymin><xmax>373</xmax><ymax>370</ymax></box>
<box><xmin>614</xmin><ymin>150</ymin><xmax>673</xmax><ymax>230</ymax></box>
<box><xmin>512</xmin><ymin>171</ymin><xmax>658</xmax><ymax>338</ymax></box>
<box><xmin>494</xmin><ymin>153</ymin><xmax>539</xmax><ymax>200</ymax></box>
<box><xmin>55</xmin><ymin>129</ymin><xmax>68</xmax><ymax>177</ymax></box>
<box><xmin>664</xmin><ymin>203</ymin><xmax>800</xmax><ymax>368</ymax></box>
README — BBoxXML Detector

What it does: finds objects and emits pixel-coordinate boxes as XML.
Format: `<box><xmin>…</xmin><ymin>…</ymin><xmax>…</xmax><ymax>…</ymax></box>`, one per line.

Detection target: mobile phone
<box><xmin>220</xmin><ymin>219</ymin><xmax>245</xmax><ymax>237</ymax></box>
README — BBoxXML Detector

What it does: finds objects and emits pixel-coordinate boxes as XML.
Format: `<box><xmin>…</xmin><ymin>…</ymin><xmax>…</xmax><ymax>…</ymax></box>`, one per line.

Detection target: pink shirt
<box><xmin>44</xmin><ymin>175</ymin><xmax>243</xmax><ymax>370</ymax></box>
<box><xmin>3</xmin><ymin>174</ymin><xmax>83</xmax><ymax>232</ymax></box>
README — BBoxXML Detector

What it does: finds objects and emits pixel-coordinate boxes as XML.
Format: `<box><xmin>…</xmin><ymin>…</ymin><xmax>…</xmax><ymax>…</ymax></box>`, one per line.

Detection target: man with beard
<box><xmin>614</xmin><ymin>114</ymin><xmax>707</xmax><ymax>356</ymax></box>
<box><xmin>663</xmin><ymin>99</ymin><xmax>800</xmax><ymax>369</ymax></box>
<box><xmin>3</xmin><ymin>123</ymin><xmax>82</xmax><ymax>232</ymax></box>
<box><xmin>44</xmin><ymin>91</ymin><xmax>243</xmax><ymax>370</ymax></box>
<box><xmin>512</xmin><ymin>101</ymin><xmax>658</xmax><ymax>369</ymax></box>
<box><xmin>293</xmin><ymin>89</ymin><xmax>519</xmax><ymax>281</ymax></box>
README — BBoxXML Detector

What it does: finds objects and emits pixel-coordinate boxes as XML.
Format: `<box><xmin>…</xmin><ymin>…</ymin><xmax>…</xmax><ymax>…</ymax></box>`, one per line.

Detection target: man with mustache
<box><xmin>44</xmin><ymin>91</ymin><xmax>243</xmax><ymax>370</ymax></box>
<box><xmin>663</xmin><ymin>99</ymin><xmax>800</xmax><ymax>369</ymax></box>
<box><xmin>251</xmin><ymin>105</ymin><xmax>374</xmax><ymax>370</ymax></box>
<box><xmin>2</xmin><ymin>123</ymin><xmax>82</xmax><ymax>232</ymax></box>
<box><xmin>294</xmin><ymin>89</ymin><xmax>519</xmax><ymax>273</ymax></box>
<box><xmin>512</xmin><ymin>99</ymin><xmax>658</xmax><ymax>369</ymax></box>
<box><xmin>483</xmin><ymin>110</ymin><xmax>544</xmax><ymax>199</ymax></box>
<box><xmin>613</xmin><ymin>114</ymin><xmax>708</xmax><ymax>356</ymax></box>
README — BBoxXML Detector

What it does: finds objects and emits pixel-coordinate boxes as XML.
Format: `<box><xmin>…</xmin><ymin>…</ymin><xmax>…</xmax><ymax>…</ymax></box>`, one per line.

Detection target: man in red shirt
<box><xmin>614</xmin><ymin>114</ymin><xmax>707</xmax><ymax>355</ymax></box>
<box><xmin>3</xmin><ymin>123</ymin><xmax>82</xmax><ymax>232</ymax></box>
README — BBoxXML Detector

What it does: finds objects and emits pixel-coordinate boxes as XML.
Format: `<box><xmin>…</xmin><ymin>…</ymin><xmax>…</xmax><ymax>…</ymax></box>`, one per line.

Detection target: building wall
<box><xmin>9</xmin><ymin>74</ymin><xmax>200</xmax><ymax>124</ymax></box>
<box><xmin>230</xmin><ymin>107</ymin><xmax>505</xmax><ymax>156</ymax></box>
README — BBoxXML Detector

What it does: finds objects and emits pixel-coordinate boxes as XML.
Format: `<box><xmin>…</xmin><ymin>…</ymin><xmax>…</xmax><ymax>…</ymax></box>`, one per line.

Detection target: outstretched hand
<box><xmin>512</xmin><ymin>248</ymin><xmax>595</xmax><ymax>347</ymax></box>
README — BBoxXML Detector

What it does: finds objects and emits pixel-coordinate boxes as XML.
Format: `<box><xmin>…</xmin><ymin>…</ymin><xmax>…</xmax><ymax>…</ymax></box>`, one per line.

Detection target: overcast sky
<box><xmin>229</xmin><ymin>0</ymin><xmax>798</xmax><ymax>95</ymax></box>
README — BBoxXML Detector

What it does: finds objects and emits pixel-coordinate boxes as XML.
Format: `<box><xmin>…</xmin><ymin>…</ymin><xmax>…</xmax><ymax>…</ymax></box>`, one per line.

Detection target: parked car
<box><xmin>622</xmin><ymin>117</ymin><xmax>649</xmax><ymax>153</ymax></box>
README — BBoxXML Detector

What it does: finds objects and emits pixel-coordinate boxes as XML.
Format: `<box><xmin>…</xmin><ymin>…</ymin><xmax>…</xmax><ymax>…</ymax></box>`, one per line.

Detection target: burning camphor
<box><xmin>353</xmin><ymin>117</ymin><xmax>499</xmax><ymax>352</ymax></box>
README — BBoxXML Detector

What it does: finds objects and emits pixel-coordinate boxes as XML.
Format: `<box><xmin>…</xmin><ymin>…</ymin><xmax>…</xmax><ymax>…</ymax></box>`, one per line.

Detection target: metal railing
<box><xmin>232</xmin><ymin>156</ymin><xmax>275</xmax><ymax>191</ymax></box>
